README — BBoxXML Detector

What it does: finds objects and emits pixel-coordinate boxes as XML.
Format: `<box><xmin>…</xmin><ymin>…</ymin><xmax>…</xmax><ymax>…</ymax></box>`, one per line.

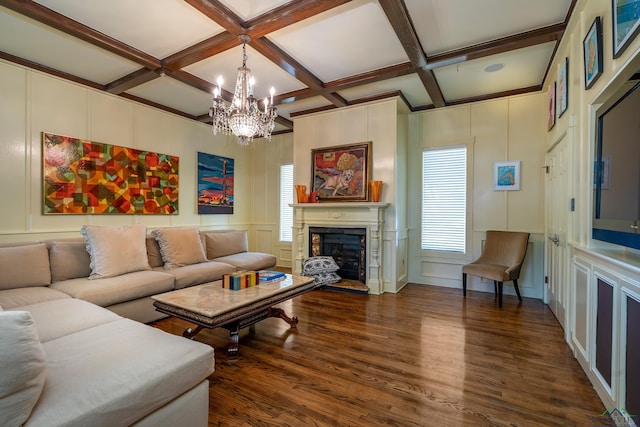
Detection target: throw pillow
<box><xmin>302</xmin><ymin>256</ymin><xmax>340</xmax><ymax>275</ymax></box>
<box><xmin>45</xmin><ymin>239</ymin><xmax>92</xmax><ymax>282</ymax></box>
<box><xmin>0</xmin><ymin>243</ymin><xmax>51</xmax><ymax>290</ymax></box>
<box><xmin>80</xmin><ymin>224</ymin><xmax>151</xmax><ymax>279</ymax></box>
<box><xmin>0</xmin><ymin>311</ymin><xmax>47</xmax><ymax>427</ymax></box>
<box><xmin>311</xmin><ymin>272</ymin><xmax>342</xmax><ymax>286</ymax></box>
<box><xmin>151</xmin><ymin>227</ymin><xmax>207</xmax><ymax>269</ymax></box>
<box><xmin>203</xmin><ymin>230</ymin><xmax>248</xmax><ymax>259</ymax></box>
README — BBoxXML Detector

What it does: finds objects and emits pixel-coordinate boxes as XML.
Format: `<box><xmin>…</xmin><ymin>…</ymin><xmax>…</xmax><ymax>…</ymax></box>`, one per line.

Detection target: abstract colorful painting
<box><xmin>42</xmin><ymin>133</ymin><xmax>179</xmax><ymax>215</ymax></box>
<box><xmin>197</xmin><ymin>152</ymin><xmax>234</xmax><ymax>214</ymax></box>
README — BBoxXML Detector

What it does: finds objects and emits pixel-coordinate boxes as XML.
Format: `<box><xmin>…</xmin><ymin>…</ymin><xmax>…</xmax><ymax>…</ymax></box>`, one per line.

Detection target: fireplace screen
<box><xmin>309</xmin><ymin>227</ymin><xmax>366</xmax><ymax>283</ymax></box>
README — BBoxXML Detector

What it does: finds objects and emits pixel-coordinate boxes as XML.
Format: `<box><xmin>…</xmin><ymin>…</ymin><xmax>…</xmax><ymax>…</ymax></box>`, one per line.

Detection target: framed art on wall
<box><xmin>42</xmin><ymin>132</ymin><xmax>179</xmax><ymax>214</ymax></box>
<box><xmin>311</xmin><ymin>141</ymin><xmax>371</xmax><ymax>202</ymax></box>
<box><xmin>557</xmin><ymin>57</ymin><xmax>568</xmax><ymax>118</ymax></box>
<box><xmin>584</xmin><ymin>16</ymin><xmax>604</xmax><ymax>89</ymax></box>
<box><xmin>197</xmin><ymin>152</ymin><xmax>234</xmax><ymax>214</ymax></box>
<box><xmin>612</xmin><ymin>0</ymin><xmax>640</xmax><ymax>58</ymax></box>
<box><xmin>493</xmin><ymin>161</ymin><xmax>520</xmax><ymax>191</ymax></box>
<box><xmin>548</xmin><ymin>82</ymin><xmax>556</xmax><ymax>131</ymax></box>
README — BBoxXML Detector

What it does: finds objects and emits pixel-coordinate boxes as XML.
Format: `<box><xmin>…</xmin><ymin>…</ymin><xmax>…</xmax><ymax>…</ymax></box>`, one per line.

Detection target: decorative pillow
<box><xmin>151</xmin><ymin>227</ymin><xmax>207</xmax><ymax>269</ymax></box>
<box><xmin>0</xmin><ymin>243</ymin><xmax>51</xmax><ymax>290</ymax></box>
<box><xmin>0</xmin><ymin>311</ymin><xmax>47</xmax><ymax>427</ymax></box>
<box><xmin>145</xmin><ymin>236</ymin><xmax>164</xmax><ymax>268</ymax></box>
<box><xmin>203</xmin><ymin>230</ymin><xmax>248</xmax><ymax>259</ymax></box>
<box><xmin>302</xmin><ymin>256</ymin><xmax>340</xmax><ymax>275</ymax></box>
<box><xmin>311</xmin><ymin>272</ymin><xmax>342</xmax><ymax>286</ymax></box>
<box><xmin>80</xmin><ymin>224</ymin><xmax>151</xmax><ymax>279</ymax></box>
<box><xmin>45</xmin><ymin>239</ymin><xmax>92</xmax><ymax>282</ymax></box>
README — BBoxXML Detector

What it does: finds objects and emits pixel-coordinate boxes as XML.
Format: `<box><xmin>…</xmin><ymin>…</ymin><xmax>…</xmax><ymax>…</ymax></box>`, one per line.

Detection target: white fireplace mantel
<box><xmin>290</xmin><ymin>202</ymin><xmax>389</xmax><ymax>295</ymax></box>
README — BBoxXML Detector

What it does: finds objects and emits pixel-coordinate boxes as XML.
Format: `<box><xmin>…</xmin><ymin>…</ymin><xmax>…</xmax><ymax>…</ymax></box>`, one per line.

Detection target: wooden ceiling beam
<box><xmin>251</xmin><ymin>37</ymin><xmax>347</xmax><ymax>108</ymax></box>
<box><xmin>183</xmin><ymin>0</ymin><xmax>245</xmax><ymax>35</ymax></box>
<box><xmin>250</xmin><ymin>37</ymin><xmax>324</xmax><ymax>90</ymax></box>
<box><xmin>325</xmin><ymin>62</ymin><xmax>416</xmax><ymax>91</ymax></box>
<box><xmin>119</xmin><ymin>93</ymin><xmax>196</xmax><ymax>120</ymax></box>
<box><xmin>245</xmin><ymin>0</ymin><xmax>352</xmax><ymax>38</ymax></box>
<box><xmin>426</xmin><ymin>23</ymin><xmax>566</xmax><ymax>70</ymax></box>
<box><xmin>182</xmin><ymin>0</ymin><xmax>351</xmax><ymax>108</ymax></box>
<box><xmin>446</xmin><ymin>85</ymin><xmax>541</xmax><ymax>106</ymax></box>
<box><xmin>0</xmin><ymin>0</ymin><xmax>161</xmax><ymax>69</ymax></box>
<box><xmin>0</xmin><ymin>50</ymin><xmax>102</xmax><ymax>90</ymax></box>
<box><xmin>105</xmin><ymin>68</ymin><xmax>160</xmax><ymax>94</ymax></box>
<box><xmin>377</xmin><ymin>0</ymin><xmax>445</xmax><ymax>107</ymax></box>
<box><xmin>163</xmin><ymin>32</ymin><xmax>239</xmax><ymax>71</ymax></box>
<box><xmin>167</xmin><ymin>69</ymin><xmax>217</xmax><ymax>96</ymax></box>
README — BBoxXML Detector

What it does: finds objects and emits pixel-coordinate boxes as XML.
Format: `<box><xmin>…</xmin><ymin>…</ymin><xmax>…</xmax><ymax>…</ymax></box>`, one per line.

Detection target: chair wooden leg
<box><xmin>513</xmin><ymin>279</ymin><xmax>522</xmax><ymax>301</ymax></box>
<box><xmin>493</xmin><ymin>281</ymin><xmax>498</xmax><ymax>295</ymax></box>
<box><xmin>498</xmin><ymin>282</ymin><xmax>503</xmax><ymax>308</ymax></box>
<box><xmin>462</xmin><ymin>273</ymin><xmax>467</xmax><ymax>297</ymax></box>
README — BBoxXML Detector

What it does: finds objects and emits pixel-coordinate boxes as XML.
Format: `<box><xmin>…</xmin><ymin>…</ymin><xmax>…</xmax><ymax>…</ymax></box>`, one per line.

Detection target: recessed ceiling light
<box><xmin>484</xmin><ymin>63</ymin><xmax>504</xmax><ymax>73</ymax></box>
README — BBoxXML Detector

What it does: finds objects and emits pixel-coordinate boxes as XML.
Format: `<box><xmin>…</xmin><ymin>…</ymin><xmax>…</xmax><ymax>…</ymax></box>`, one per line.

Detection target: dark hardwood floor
<box><xmin>151</xmin><ymin>284</ymin><xmax>607</xmax><ymax>427</ymax></box>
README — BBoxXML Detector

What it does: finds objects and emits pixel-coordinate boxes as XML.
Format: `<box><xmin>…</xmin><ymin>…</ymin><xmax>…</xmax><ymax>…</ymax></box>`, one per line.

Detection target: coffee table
<box><xmin>152</xmin><ymin>274</ymin><xmax>316</xmax><ymax>356</ymax></box>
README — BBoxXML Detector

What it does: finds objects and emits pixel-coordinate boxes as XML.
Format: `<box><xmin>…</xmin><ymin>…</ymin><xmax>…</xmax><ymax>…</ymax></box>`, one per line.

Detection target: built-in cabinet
<box><xmin>571</xmin><ymin>246</ymin><xmax>640</xmax><ymax>417</ymax></box>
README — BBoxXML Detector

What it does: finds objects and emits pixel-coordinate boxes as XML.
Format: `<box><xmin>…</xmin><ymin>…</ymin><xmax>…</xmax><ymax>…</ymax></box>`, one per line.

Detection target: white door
<box><xmin>545</xmin><ymin>134</ymin><xmax>570</xmax><ymax>330</ymax></box>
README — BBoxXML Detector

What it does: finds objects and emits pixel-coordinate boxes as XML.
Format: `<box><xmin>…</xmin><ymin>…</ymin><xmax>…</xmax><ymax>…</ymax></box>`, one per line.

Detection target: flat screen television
<box><xmin>593</xmin><ymin>80</ymin><xmax>640</xmax><ymax>250</ymax></box>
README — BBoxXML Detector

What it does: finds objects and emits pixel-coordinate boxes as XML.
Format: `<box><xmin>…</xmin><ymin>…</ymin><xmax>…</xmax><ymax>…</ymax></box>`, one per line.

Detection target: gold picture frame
<box><xmin>311</xmin><ymin>142</ymin><xmax>372</xmax><ymax>202</ymax></box>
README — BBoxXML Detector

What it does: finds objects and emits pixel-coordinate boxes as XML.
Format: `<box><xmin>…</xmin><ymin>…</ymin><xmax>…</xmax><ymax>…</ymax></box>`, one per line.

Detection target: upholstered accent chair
<box><xmin>462</xmin><ymin>230</ymin><xmax>530</xmax><ymax>308</ymax></box>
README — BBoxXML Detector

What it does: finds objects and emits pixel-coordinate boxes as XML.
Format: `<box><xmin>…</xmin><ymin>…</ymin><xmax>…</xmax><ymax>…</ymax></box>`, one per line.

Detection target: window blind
<box><xmin>421</xmin><ymin>147</ymin><xmax>467</xmax><ymax>253</ymax></box>
<box><xmin>279</xmin><ymin>164</ymin><xmax>294</xmax><ymax>242</ymax></box>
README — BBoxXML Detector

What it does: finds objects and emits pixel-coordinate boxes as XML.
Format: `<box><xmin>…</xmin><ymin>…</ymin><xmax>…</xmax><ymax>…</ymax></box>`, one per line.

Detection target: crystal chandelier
<box><xmin>209</xmin><ymin>34</ymin><xmax>277</xmax><ymax>146</ymax></box>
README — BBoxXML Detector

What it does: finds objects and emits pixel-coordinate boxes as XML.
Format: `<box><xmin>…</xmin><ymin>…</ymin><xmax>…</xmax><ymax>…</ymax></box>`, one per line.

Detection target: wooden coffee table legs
<box><xmin>181</xmin><ymin>306</ymin><xmax>299</xmax><ymax>356</ymax></box>
<box><xmin>183</xmin><ymin>325</ymin><xmax>204</xmax><ymax>339</ymax></box>
<box><xmin>267</xmin><ymin>306</ymin><xmax>299</xmax><ymax>328</ymax></box>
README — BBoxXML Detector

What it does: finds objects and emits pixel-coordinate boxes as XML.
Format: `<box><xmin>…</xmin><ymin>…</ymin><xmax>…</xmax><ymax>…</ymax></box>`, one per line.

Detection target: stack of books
<box><xmin>258</xmin><ymin>270</ymin><xmax>286</xmax><ymax>283</ymax></box>
<box><xmin>222</xmin><ymin>271</ymin><xmax>259</xmax><ymax>291</ymax></box>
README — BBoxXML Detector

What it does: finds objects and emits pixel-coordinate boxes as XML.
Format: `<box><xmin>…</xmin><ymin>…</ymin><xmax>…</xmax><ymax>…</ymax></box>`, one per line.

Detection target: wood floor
<box><xmin>151</xmin><ymin>284</ymin><xmax>607</xmax><ymax>427</ymax></box>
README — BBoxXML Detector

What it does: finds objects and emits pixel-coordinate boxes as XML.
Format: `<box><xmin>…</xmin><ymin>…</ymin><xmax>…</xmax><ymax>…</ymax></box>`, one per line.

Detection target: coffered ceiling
<box><xmin>0</xmin><ymin>0</ymin><xmax>575</xmax><ymax>134</ymax></box>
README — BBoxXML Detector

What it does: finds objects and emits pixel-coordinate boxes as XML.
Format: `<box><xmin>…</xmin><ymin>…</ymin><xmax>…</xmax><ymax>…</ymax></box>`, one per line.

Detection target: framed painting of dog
<box><xmin>311</xmin><ymin>141</ymin><xmax>371</xmax><ymax>202</ymax></box>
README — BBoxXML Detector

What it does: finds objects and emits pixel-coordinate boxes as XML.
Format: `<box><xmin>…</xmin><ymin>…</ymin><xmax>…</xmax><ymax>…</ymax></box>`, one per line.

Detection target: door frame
<box><xmin>544</xmin><ymin>126</ymin><xmax>574</xmax><ymax>339</ymax></box>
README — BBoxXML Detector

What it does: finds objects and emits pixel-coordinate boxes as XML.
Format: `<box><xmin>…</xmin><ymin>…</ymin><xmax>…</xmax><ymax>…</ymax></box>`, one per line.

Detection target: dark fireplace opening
<box><xmin>309</xmin><ymin>227</ymin><xmax>366</xmax><ymax>284</ymax></box>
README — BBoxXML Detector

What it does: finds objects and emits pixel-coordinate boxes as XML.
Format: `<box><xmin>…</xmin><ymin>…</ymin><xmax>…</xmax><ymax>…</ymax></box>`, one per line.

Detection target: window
<box><xmin>279</xmin><ymin>164</ymin><xmax>294</xmax><ymax>242</ymax></box>
<box><xmin>421</xmin><ymin>147</ymin><xmax>467</xmax><ymax>253</ymax></box>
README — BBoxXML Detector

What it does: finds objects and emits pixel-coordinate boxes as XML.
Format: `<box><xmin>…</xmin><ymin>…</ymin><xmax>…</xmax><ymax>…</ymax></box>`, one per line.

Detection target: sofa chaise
<box><xmin>0</xmin><ymin>225</ymin><xmax>277</xmax><ymax>427</ymax></box>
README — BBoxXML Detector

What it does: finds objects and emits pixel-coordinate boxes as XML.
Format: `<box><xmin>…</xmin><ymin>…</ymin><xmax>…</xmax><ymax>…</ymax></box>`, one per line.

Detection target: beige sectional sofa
<box><xmin>0</xmin><ymin>226</ymin><xmax>276</xmax><ymax>427</ymax></box>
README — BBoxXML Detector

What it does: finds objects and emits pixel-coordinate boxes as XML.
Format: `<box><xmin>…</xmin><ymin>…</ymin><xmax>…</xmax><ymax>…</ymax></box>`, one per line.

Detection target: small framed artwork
<box><xmin>548</xmin><ymin>82</ymin><xmax>556</xmax><ymax>131</ymax></box>
<box><xmin>557</xmin><ymin>58</ymin><xmax>568</xmax><ymax>118</ymax></box>
<box><xmin>493</xmin><ymin>161</ymin><xmax>520</xmax><ymax>191</ymax></box>
<box><xmin>584</xmin><ymin>16</ymin><xmax>604</xmax><ymax>89</ymax></box>
<box><xmin>197</xmin><ymin>152</ymin><xmax>234</xmax><ymax>214</ymax></box>
<box><xmin>311</xmin><ymin>141</ymin><xmax>371</xmax><ymax>202</ymax></box>
<box><xmin>612</xmin><ymin>0</ymin><xmax>640</xmax><ymax>58</ymax></box>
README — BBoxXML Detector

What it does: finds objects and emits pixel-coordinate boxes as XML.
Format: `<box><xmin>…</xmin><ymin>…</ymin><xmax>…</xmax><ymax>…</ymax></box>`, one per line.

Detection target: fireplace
<box><xmin>309</xmin><ymin>227</ymin><xmax>366</xmax><ymax>284</ymax></box>
<box><xmin>291</xmin><ymin>202</ymin><xmax>388</xmax><ymax>294</ymax></box>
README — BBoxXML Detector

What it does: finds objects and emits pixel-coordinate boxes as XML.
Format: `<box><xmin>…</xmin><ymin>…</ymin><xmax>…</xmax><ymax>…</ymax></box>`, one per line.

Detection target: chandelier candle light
<box><xmin>209</xmin><ymin>34</ymin><xmax>277</xmax><ymax>146</ymax></box>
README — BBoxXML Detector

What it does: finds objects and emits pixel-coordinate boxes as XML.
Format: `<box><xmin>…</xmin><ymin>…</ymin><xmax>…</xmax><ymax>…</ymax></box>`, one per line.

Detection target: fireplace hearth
<box><xmin>309</xmin><ymin>227</ymin><xmax>366</xmax><ymax>284</ymax></box>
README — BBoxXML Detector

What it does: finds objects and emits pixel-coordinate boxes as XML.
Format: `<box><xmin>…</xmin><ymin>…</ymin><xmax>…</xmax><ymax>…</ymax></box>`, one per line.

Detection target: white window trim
<box><xmin>279</xmin><ymin>164</ymin><xmax>294</xmax><ymax>242</ymax></box>
<box><xmin>420</xmin><ymin>138</ymin><xmax>474</xmax><ymax>261</ymax></box>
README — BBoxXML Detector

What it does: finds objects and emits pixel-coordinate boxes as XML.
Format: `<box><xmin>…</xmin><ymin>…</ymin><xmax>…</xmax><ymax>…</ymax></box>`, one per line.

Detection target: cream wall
<box><xmin>542</xmin><ymin>0</ymin><xmax>640</xmax><ymax>411</ymax></box>
<box><xmin>407</xmin><ymin>93</ymin><xmax>547</xmax><ymax>299</ymax></box>
<box><xmin>546</xmin><ymin>0</ymin><xmax>640</xmax><ymax>248</ymax></box>
<box><xmin>0</xmin><ymin>59</ymin><xmax>292</xmax><ymax>259</ymax></box>
<box><xmin>292</xmin><ymin>98</ymin><xmax>409</xmax><ymax>292</ymax></box>
<box><xmin>249</xmin><ymin>132</ymin><xmax>293</xmax><ymax>265</ymax></box>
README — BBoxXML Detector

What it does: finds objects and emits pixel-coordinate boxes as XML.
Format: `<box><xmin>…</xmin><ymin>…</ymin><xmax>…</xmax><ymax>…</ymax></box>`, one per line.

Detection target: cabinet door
<box><xmin>626</xmin><ymin>294</ymin><xmax>640</xmax><ymax>416</ymax></box>
<box><xmin>596</xmin><ymin>278</ymin><xmax>614</xmax><ymax>387</ymax></box>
